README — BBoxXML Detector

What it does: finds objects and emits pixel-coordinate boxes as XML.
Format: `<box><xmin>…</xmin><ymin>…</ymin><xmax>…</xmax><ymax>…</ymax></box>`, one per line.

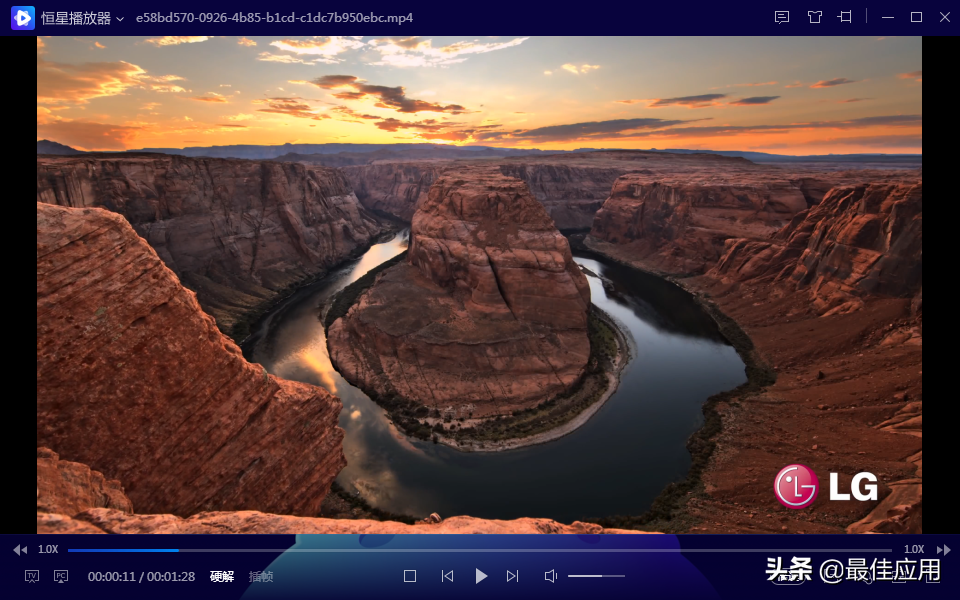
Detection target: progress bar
<box><xmin>68</xmin><ymin>548</ymin><xmax>892</xmax><ymax>553</ymax></box>
<box><xmin>68</xmin><ymin>549</ymin><xmax>179</xmax><ymax>553</ymax></box>
<box><xmin>569</xmin><ymin>575</ymin><xmax>626</xmax><ymax>578</ymax></box>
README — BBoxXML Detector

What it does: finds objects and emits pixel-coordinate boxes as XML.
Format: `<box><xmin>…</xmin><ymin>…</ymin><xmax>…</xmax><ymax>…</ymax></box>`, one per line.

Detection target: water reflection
<box><xmin>243</xmin><ymin>236</ymin><xmax>747</xmax><ymax>522</ymax></box>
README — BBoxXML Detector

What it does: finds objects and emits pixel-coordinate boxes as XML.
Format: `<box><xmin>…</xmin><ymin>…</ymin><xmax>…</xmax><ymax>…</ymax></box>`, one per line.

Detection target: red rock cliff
<box><xmin>327</xmin><ymin>168</ymin><xmax>591</xmax><ymax>416</ymax></box>
<box><xmin>36</xmin><ymin>155</ymin><xmax>382</xmax><ymax>334</ymax></box>
<box><xmin>713</xmin><ymin>182</ymin><xmax>922</xmax><ymax>314</ymax></box>
<box><xmin>37</xmin><ymin>203</ymin><xmax>346</xmax><ymax>516</ymax></box>
<box><xmin>343</xmin><ymin>163</ymin><xmax>443</xmax><ymax>221</ymax></box>
<box><xmin>588</xmin><ymin>164</ymin><xmax>908</xmax><ymax>274</ymax></box>
<box><xmin>345</xmin><ymin>156</ymin><xmax>634</xmax><ymax>229</ymax></box>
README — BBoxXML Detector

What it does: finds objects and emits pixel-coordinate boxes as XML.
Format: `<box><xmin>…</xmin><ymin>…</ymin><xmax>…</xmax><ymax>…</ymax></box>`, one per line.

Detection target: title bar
<box><xmin>9</xmin><ymin>2</ymin><xmax>954</xmax><ymax>35</ymax></box>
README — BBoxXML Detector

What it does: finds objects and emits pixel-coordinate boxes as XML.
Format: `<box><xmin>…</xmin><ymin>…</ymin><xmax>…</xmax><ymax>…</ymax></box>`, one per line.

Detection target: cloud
<box><xmin>215</xmin><ymin>124</ymin><xmax>247</xmax><ymax>128</ymax></box>
<box><xmin>147</xmin><ymin>84</ymin><xmax>187</xmax><ymax>93</ymax></box>
<box><xmin>784</xmin><ymin>81</ymin><xmax>804</xmax><ymax>88</ymax></box>
<box><xmin>544</xmin><ymin>70</ymin><xmax>552</xmax><ymax>75</ymax></box>
<box><xmin>898</xmin><ymin>70</ymin><xmax>922</xmax><ymax>82</ymax></box>
<box><xmin>224</xmin><ymin>113</ymin><xmax>255</xmax><ymax>121</ymax></box>
<box><xmin>310</xmin><ymin>75</ymin><xmax>469</xmax><ymax>114</ymax></box>
<box><xmin>367</xmin><ymin>36</ymin><xmax>529</xmax><ymax>67</ymax></box>
<box><xmin>191</xmin><ymin>93</ymin><xmax>228</xmax><ymax>103</ymax></box>
<box><xmin>470</xmin><ymin>114</ymin><xmax>922</xmax><ymax>145</ymax></box>
<box><xmin>144</xmin><ymin>36</ymin><xmax>211</xmax><ymax>47</ymax></box>
<box><xmin>373</xmin><ymin>118</ymin><xmax>447</xmax><ymax>132</ymax></box>
<box><xmin>36</xmin><ymin>119</ymin><xmax>141</xmax><ymax>150</ymax></box>
<box><xmin>618</xmin><ymin>115</ymin><xmax>923</xmax><ymax>139</ymax></box>
<box><xmin>237</xmin><ymin>37</ymin><xmax>257</xmax><ymax>47</ymax></box>
<box><xmin>252</xmin><ymin>97</ymin><xmax>327</xmax><ymax>120</ymax></box>
<box><xmin>73</xmin><ymin>38</ymin><xmax>106</xmax><ymax>50</ymax></box>
<box><xmin>561</xmin><ymin>64</ymin><xmax>600</xmax><ymax>75</ymax></box>
<box><xmin>649</xmin><ymin>94</ymin><xmax>727</xmax><ymax>108</ymax></box>
<box><xmin>312</xmin><ymin>75</ymin><xmax>361</xmax><ymax>88</ymax></box>
<box><xmin>38</xmin><ymin>52</ymin><xmax>149</xmax><ymax>104</ymax></box>
<box><xmin>729</xmin><ymin>96</ymin><xmax>780</xmax><ymax>106</ymax></box>
<box><xmin>331</xmin><ymin>106</ymin><xmax>381</xmax><ymax>121</ymax></box>
<box><xmin>268</xmin><ymin>37</ymin><xmax>365</xmax><ymax>62</ymax></box>
<box><xmin>512</xmin><ymin>117</ymin><xmax>695</xmax><ymax>142</ymax></box>
<box><xmin>256</xmin><ymin>53</ymin><xmax>326</xmax><ymax>65</ymax></box>
<box><xmin>614</xmin><ymin>99</ymin><xmax>644</xmax><ymax>104</ymax></box>
<box><xmin>732</xmin><ymin>81</ymin><xmax>778</xmax><ymax>87</ymax></box>
<box><xmin>811</xmin><ymin>77</ymin><xmax>860</xmax><ymax>88</ymax></box>
<box><xmin>839</xmin><ymin>98</ymin><xmax>872</xmax><ymax>103</ymax></box>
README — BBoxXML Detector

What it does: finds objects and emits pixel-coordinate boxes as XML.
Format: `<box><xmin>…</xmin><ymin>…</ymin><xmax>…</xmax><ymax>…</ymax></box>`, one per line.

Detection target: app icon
<box><xmin>11</xmin><ymin>6</ymin><xmax>34</xmax><ymax>30</ymax></box>
<box><xmin>774</xmin><ymin>464</ymin><xmax>819</xmax><ymax>509</ymax></box>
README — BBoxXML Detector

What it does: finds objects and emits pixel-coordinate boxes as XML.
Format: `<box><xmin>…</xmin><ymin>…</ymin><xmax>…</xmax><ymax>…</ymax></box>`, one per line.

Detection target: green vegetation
<box><xmin>323</xmin><ymin>251</ymin><xmax>408</xmax><ymax>329</ymax></box>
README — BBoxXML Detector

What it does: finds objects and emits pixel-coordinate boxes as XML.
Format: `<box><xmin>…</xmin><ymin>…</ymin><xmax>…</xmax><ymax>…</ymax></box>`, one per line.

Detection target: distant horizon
<box><xmin>36</xmin><ymin>138</ymin><xmax>923</xmax><ymax>158</ymax></box>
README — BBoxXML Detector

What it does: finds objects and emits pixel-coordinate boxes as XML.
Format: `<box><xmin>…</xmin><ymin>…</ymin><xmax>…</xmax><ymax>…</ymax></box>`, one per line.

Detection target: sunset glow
<box><xmin>36</xmin><ymin>35</ymin><xmax>922</xmax><ymax>154</ymax></box>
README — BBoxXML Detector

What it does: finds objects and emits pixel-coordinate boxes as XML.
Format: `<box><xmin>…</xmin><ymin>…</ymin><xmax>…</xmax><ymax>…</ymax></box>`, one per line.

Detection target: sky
<box><xmin>36</xmin><ymin>35</ymin><xmax>922</xmax><ymax>154</ymax></box>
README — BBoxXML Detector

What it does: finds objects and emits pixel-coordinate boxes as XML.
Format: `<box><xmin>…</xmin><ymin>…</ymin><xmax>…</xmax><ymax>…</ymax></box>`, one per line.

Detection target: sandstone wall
<box><xmin>328</xmin><ymin>168</ymin><xmax>591</xmax><ymax>416</ymax></box>
<box><xmin>37</xmin><ymin>155</ymin><xmax>382</xmax><ymax>333</ymax></box>
<box><xmin>713</xmin><ymin>182</ymin><xmax>922</xmax><ymax>314</ymax></box>
<box><xmin>345</xmin><ymin>161</ymin><xmax>628</xmax><ymax>229</ymax></box>
<box><xmin>343</xmin><ymin>163</ymin><xmax>443</xmax><ymax>221</ymax></box>
<box><xmin>37</xmin><ymin>203</ymin><xmax>345</xmax><ymax>516</ymax></box>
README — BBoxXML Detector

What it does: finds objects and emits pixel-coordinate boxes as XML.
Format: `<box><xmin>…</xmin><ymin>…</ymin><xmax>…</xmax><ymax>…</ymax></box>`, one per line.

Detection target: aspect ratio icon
<box><xmin>838</xmin><ymin>10</ymin><xmax>852</xmax><ymax>22</ymax></box>
<box><xmin>775</xmin><ymin>11</ymin><xmax>789</xmax><ymax>23</ymax></box>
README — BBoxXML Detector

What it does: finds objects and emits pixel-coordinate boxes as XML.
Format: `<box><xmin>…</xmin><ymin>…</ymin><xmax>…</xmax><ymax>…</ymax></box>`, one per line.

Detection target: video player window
<box><xmin>26</xmin><ymin>8</ymin><xmax>934</xmax><ymax>598</ymax></box>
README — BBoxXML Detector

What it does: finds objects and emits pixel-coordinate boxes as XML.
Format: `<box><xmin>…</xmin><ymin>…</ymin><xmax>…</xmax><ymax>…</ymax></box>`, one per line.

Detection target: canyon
<box><xmin>587</xmin><ymin>163</ymin><xmax>911</xmax><ymax>275</ymax></box>
<box><xmin>36</xmin><ymin>148</ymin><xmax>922</xmax><ymax>535</ymax></box>
<box><xmin>341</xmin><ymin>151</ymin><xmax>910</xmax><ymax>235</ymax></box>
<box><xmin>327</xmin><ymin>167</ymin><xmax>592</xmax><ymax>419</ymax></box>
<box><xmin>36</xmin><ymin>447</ymin><xmax>640</xmax><ymax>535</ymax></box>
<box><xmin>341</xmin><ymin>153</ymin><xmax>650</xmax><ymax>229</ymax></box>
<box><xmin>584</xmin><ymin>174</ymin><xmax>922</xmax><ymax>534</ymax></box>
<box><xmin>37</xmin><ymin>202</ymin><xmax>345</xmax><ymax>517</ymax></box>
<box><xmin>36</xmin><ymin>154</ymin><xmax>382</xmax><ymax>337</ymax></box>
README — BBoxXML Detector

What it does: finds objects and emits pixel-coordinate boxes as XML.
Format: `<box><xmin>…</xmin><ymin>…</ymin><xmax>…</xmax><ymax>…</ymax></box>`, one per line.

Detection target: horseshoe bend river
<box><xmin>242</xmin><ymin>230</ymin><xmax>747</xmax><ymax>523</ymax></box>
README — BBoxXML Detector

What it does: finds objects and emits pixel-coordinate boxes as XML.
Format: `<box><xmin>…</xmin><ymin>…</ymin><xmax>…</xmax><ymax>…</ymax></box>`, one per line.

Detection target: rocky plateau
<box><xmin>328</xmin><ymin>167</ymin><xmax>591</xmax><ymax>418</ymax></box>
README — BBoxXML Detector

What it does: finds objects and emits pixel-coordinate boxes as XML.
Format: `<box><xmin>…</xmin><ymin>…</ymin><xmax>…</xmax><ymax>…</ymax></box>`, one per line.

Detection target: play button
<box><xmin>475</xmin><ymin>568</ymin><xmax>487</xmax><ymax>584</ymax></box>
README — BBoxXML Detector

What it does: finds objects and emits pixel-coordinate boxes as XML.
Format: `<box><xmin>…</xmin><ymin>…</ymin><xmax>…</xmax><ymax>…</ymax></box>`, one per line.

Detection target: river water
<box><xmin>242</xmin><ymin>230</ymin><xmax>746</xmax><ymax>523</ymax></box>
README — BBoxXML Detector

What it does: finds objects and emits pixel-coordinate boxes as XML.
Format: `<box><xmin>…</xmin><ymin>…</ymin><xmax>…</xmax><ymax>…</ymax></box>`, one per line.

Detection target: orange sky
<box><xmin>37</xmin><ymin>36</ymin><xmax>922</xmax><ymax>154</ymax></box>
